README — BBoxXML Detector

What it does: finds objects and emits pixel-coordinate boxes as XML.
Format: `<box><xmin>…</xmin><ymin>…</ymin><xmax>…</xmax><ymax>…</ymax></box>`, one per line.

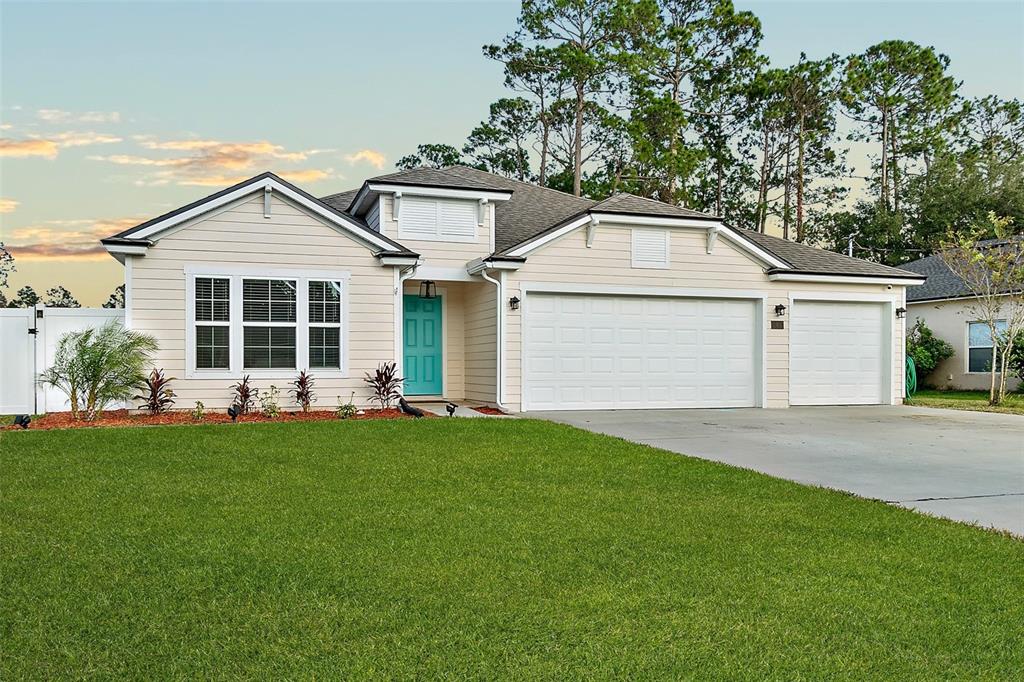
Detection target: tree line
<box><xmin>396</xmin><ymin>0</ymin><xmax>1023</xmax><ymax>265</ymax></box>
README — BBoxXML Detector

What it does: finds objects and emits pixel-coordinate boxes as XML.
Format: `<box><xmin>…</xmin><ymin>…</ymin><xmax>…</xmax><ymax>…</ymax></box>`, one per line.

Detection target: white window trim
<box><xmin>965</xmin><ymin>319</ymin><xmax>1007</xmax><ymax>375</ymax></box>
<box><xmin>397</xmin><ymin>196</ymin><xmax>479</xmax><ymax>243</ymax></box>
<box><xmin>184</xmin><ymin>265</ymin><xmax>350</xmax><ymax>380</ymax></box>
<box><xmin>631</xmin><ymin>228</ymin><xmax>671</xmax><ymax>269</ymax></box>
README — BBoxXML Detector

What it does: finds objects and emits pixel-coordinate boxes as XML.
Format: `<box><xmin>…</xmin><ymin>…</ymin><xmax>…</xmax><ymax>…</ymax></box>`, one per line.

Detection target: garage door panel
<box><xmin>790</xmin><ymin>301</ymin><xmax>886</xmax><ymax>405</ymax></box>
<box><xmin>524</xmin><ymin>293</ymin><xmax>758</xmax><ymax>410</ymax></box>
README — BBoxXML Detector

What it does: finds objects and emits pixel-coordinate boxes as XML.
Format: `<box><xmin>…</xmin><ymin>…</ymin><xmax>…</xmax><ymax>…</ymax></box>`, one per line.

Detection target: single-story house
<box><xmin>102</xmin><ymin>167</ymin><xmax>925</xmax><ymax>412</ymax></box>
<box><xmin>902</xmin><ymin>252</ymin><xmax>1021</xmax><ymax>392</ymax></box>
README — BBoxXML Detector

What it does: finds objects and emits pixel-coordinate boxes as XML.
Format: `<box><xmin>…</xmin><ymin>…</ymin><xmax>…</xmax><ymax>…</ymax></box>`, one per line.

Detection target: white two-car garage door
<box><xmin>523</xmin><ymin>293</ymin><xmax>758</xmax><ymax>410</ymax></box>
<box><xmin>790</xmin><ymin>300</ymin><xmax>888</xmax><ymax>405</ymax></box>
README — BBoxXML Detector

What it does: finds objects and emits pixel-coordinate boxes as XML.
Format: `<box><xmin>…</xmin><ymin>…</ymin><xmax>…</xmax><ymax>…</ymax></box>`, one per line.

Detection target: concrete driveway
<box><xmin>532</xmin><ymin>405</ymin><xmax>1024</xmax><ymax>535</ymax></box>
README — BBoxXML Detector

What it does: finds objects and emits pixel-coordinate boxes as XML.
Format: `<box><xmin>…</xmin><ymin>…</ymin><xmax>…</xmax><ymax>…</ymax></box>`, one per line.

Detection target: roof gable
<box><xmin>103</xmin><ymin>172</ymin><xmax>411</xmax><ymax>257</ymax></box>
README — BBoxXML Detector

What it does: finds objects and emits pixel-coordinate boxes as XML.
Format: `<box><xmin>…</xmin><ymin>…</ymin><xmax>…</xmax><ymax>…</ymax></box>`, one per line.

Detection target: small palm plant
<box><xmin>363</xmin><ymin>362</ymin><xmax>403</xmax><ymax>409</ymax></box>
<box><xmin>39</xmin><ymin>321</ymin><xmax>158</xmax><ymax>420</ymax></box>
<box><xmin>229</xmin><ymin>375</ymin><xmax>258</xmax><ymax>414</ymax></box>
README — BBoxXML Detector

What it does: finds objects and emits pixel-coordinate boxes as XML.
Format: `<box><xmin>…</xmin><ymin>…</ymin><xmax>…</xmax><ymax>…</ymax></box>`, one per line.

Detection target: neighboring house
<box><xmin>101</xmin><ymin>167</ymin><xmax>924</xmax><ymax>412</ymax></box>
<box><xmin>903</xmin><ymin>253</ymin><xmax>1021</xmax><ymax>392</ymax></box>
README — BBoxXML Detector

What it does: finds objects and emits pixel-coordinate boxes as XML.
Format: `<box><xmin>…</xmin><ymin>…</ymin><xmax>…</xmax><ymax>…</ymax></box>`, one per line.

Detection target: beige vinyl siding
<box><xmin>379</xmin><ymin>194</ymin><xmax>492</xmax><ymax>269</ymax></box>
<box><xmin>403</xmin><ymin>280</ymin><xmax>467</xmax><ymax>400</ymax></box>
<box><xmin>504</xmin><ymin>223</ymin><xmax>906</xmax><ymax>411</ymax></box>
<box><xmin>464</xmin><ymin>281</ymin><xmax>497</xmax><ymax>403</ymax></box>
<box><xmin>129</xmin><ymin>192</ymin><xmax>396</xmax><ymax>409</ymax></box>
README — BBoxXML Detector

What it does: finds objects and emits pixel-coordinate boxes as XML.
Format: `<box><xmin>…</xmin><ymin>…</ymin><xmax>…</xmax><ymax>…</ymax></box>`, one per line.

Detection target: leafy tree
<box><xmin>44</xmin><ymin>285</ymin><xmax>81</xmax><ymax>308</ymax></box>
<box><xmin>9</xmin><ymin>285</ymin><xmax>40</xmax><ymax>308</ymax></box>
<box><xmin>395</xmin><ymin>144</ymin><xmax>464</xmax><ymax>170</ymax></box>
<box><xmin>511</xmin><ymin>0</ymin><xmax>624</xmax><ymax>196</ymax></box>
<box><xmin>464</xmin><ymin>98</ymin><xmax>537</xmax><ymax>180</ymax></box>
<box><xmin>0</xmin><ymin>290</ymin><xmax>6</xmax><ymax>308</ymax></box>
<box><xmin>103</xmin><ymin>284</ymin><xmax>126</xmax><ymax>309</ymax></box>
<box><xmin>841</xmin><ymin>40</ymin><xmax>959</xmax><ymax>212</ymax></box>
<box><xmin>0</xmin><ymin>242</ymin><xmax>13</xmax><ymax>290</ymax></box>
<box><xmin>484</xmin><ymin>41</ymin><xmax>566</xmax><ymax>185</ymax></box>
<box><xmin>939</xmin><ymin>213</ymin><xmax>1024</xmax><ymax>405</ymax></box>
<box><xmin>620</xmin><ymin>0</ymin><xmax>762</xmax><ymax>206</ymax></box>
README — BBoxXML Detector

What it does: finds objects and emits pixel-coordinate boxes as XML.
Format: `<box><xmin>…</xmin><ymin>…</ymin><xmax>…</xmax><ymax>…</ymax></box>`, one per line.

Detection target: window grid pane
<box><xmin>196</xmin><ymin>325</ymin><xmax>229</xmax><ymax>369</ymax></box>
<box><xmin>195</xmin><ymin>277</ymin><xmax>230</xmax><ymax>322</ymax></box>
<box><xmin>309</xmin><ymin>280</ymin><xmax>341</xmax><ymax>324</ymax></box>
<box><xmin>309</xmin><ymin>326</ymin><xmax>341</xmax><ymax>369</ymax></box>
<box><xmin>243</xmin><ymin>279</ymin><xmax>296</xmax><ymax>322</ymax></box>
<box><xmin>244</xmin><ymin>326</ymin><xmax>296</xmax><ymax>369</ymax></box>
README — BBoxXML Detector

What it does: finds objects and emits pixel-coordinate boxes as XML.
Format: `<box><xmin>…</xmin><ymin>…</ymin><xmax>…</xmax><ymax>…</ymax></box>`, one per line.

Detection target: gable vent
<box><xmin>399</xmin><ymin>196</ymin><xmax>478</xmax><ymax>242</ymax></box>
<box><xmin>632</xmin><ymin>229</ymin><xmax>670</xmax><ymax>269</ymax></box>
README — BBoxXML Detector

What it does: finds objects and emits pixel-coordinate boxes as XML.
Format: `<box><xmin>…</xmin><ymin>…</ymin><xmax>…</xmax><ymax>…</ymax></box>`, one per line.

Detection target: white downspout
<box><xmin>396</xmin><ymin>262</ymin><xmax>419</xmax><ymax>392</ymax></box>
<box><xmin>479</xmin><ymin>267</ymin><xmax>506</xmax><ymax>411</ymax></box>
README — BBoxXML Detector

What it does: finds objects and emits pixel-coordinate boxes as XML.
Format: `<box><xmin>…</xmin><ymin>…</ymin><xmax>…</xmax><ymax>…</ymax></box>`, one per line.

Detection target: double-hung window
<box><xmin>308</xmin><ymin>280</ymin><xmax>342</xmax><ymax>369</ymax></box>
<box><xmin>186</xmin><ymin>269</ymin><xmax>346</xmax><ymax>377</ymax></box>
<box><xmin>243</xmin><ymin>279</ymin><xmax>297</xmax><ymax>369</ymax></box>
<box><xmin>967</xmin><ymin>320</ymin><xmax>1008</xmax><ymax>373</ymax></box>
<box><xmin>194</xmin><ymin>277</ymin><xmax>230</xmax><ymax>369</ymax></box>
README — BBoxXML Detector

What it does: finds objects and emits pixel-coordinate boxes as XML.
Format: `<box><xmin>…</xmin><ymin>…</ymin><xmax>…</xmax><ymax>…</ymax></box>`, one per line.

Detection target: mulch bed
<box><xmin>471</xmin><ymin>406</ymin><xmax>505</xmax><ymax>416</ymax></box>
<box><xmin>3</xmin><ymin>408</ymin><xmax>418</xmax><ymax>432</ymax></box>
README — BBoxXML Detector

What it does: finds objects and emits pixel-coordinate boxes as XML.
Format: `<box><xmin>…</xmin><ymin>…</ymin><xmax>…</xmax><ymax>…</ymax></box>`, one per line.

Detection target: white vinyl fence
<box><xmin>0</xmin><ymin>306</ymin><xmax>125</xmax><ymax>414</ymax></box>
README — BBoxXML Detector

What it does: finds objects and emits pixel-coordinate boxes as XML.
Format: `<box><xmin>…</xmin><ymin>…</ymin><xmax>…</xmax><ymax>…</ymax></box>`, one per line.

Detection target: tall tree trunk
<box><xmin>890</xmin><ymin>121</ymin><xmax>900</xmax><ymax>212</ymax></box>
<box><xmin>880</xmin><ymin>108</ymin><xmax>889</xmax><ymax>209</ymax></box>
<box><xmin>783</xmin><ymin>140</ymin><xmax>792</xmax><ymax>240</ymax></box>
<box><xmin>539</xmin><ymin>119</ymin><xmax>550</xmax><ymax>186</ymax></box>
<box><xmin>715</xmin><ymin>156</ymin><xmax>724</xmax><ymax>217</ymax></box>
<box><xmin>757</xmin><ymin>127</ymin><xmax>770</xmax><ymax>233</ymax></box>
<box><xmin>989</xmin><ymin>342</ymin><xmax>999</xmax><ymax>405</ymax></box>
<box><xmin>573</xmin><ymin>80</ymin><xmax>584</xmax><ymax>197</ymax></box>
<box><xmin>796</xmin><ymin>114</ymin><xmax>806</xmax><ymax>242</ymax></box>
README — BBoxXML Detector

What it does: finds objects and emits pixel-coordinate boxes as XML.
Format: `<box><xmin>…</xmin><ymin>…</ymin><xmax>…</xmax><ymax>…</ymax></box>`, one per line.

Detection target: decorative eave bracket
<box><xmin>706</xmin><ymin>224</ymin><xmax>720</xmax><ymax>254</ymax></box>
<box><xmin>586</xmin><ymin>215</ymin><xmax>600</xmax><ymax>248</ymax></box>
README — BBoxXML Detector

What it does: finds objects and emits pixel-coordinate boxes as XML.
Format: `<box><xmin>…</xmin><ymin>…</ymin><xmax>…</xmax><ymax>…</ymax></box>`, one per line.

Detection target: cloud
<box><xmin>0</xmin><ymin>198</ymin><xmax>19</xmax><ymax>214</ymax></box>
<box><xmin>37</xmin><ymin>109</ymin><xmax>121</xmax><ymax>124</ymax></box>
<box><xmin>345</xmin><ymin>149</ymin><xmax>387</xmax><ymax>169</ymax></box>
<box><xmin>92</xmin><ymin>138</ymin><xmax>335</xmax><ymax>186</ymax></box>
<box><xmin>0</xmin><ymin>138</ymin><xmax>59</xmax><ymax>158</ymax></box>
<box><xmin>4</xmin><ymin>217</ymin><xmax>140</xmax><ymax>261</ymax></box>
<box><xmin>48</xmin><ymin>131</ymin><xmax>123</xmax><ymax>147</ymax></box>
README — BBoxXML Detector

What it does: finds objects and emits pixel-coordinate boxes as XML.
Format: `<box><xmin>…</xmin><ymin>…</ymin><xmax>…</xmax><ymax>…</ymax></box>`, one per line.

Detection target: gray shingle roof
<box><xmin>315</xmin><ymin>166</ymin><xmax>926</xmax><ymax>279</ymax></box>
<box><xmin>590</xmin><ymin>193</ymin><xmax>717</xmax><ymax>220</ymax></box>
<box><xmin>739</xmin><ymin>230</ymin><xmax>924</xmax><ymax>279</ymax></box>
<box><xmin>366</xmin><ymin>166</ymin><xmax>511</xmax><ymax>193</ymax></box>
<box><xmin>902</xmin><ymin>255</ymin><xmax>974</xmax><ymax>301</ymax></box>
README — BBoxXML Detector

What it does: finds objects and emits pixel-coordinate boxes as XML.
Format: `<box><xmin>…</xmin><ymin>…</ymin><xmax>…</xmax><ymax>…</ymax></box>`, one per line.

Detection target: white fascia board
<box><xmin>768</xmin><ymin>272</ymin><xmax>926</xmax><ymax>285</ymax></box>
<box><xmin>467</xmin><ymin>258</ymin><xmax>524</xmax><ymax>275</ymax></box>
<box><xmin>717</xmin><ymin>229</ymin><xmax>790</xmax><ymax>269</ymax></box>
<box><xmin>367</xmin><ymin>183</ymin><xmax>512</xmax><ymax>202</ymax></box>
<box><xmin>504</xmin><ymin>214</ymin><xmax>593</xmax><ymax>257</ymax></box>
<box><xmin>126</xmin><ymin>178</ymin><xmax>397</xmax><ymax>252</ymax></box>
<box><xmin>588</xmin><ymin>212</ymin><xmax>719</xmax><ymax>229</ymax></box>
<box><xmin>104</xmin><ymin>244</ymin><xmax>148</xmax><ymax>262</ymax></box>
<box><xmin>378</xmin><ymin>255</ymin><xmax>421</xmax><ymax>267</ymax></box>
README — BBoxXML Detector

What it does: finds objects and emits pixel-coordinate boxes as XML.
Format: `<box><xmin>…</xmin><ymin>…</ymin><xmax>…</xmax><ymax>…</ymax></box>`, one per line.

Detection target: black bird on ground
<box><xmin>398</xmin><ymin>397</ymin><xmax>425</xmax><ymax>418</ymax></box>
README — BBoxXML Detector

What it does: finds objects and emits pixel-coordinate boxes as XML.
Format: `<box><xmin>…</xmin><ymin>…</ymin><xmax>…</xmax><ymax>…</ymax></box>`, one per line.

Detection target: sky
<box><xmin>1</xmin><ymin>0</ymin><xmax>1022</xmax><ymax>305</ymax></box>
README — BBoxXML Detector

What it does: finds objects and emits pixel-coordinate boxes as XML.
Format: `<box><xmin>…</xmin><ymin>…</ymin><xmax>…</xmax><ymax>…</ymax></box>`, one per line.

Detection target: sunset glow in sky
<box><xmin>2</xmin><ymin>0</ymin><xmax>1022</xmax><ymax>305</ymax></box>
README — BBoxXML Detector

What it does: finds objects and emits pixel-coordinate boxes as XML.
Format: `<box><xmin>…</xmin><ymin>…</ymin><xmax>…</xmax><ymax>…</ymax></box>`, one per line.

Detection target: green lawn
<box><xmin>2</xmin><ymin>420</ymin><xmax>1021</xmax><ymax>678</ymax></box>
<box><xmin>909</xmin><ymin>389</ymin><xmax>1024</xmax><ymax>415</ymax></box>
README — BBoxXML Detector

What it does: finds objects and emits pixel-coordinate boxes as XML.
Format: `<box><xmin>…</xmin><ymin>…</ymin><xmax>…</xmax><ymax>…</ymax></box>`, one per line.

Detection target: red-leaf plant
<box><xmin>134</xmin><ymin>368</ymin><xmax>176</xmax><ymax>414</ymax></box>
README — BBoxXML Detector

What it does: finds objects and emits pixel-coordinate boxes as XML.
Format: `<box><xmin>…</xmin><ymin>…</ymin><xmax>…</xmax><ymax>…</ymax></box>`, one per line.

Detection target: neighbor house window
<box><xmin>194</xmin><ymin>277</ymin><xmax>230</xmax><ymax>369</ymax></box>
<box><xmin>967</xmin><ymin>320</ymin><xmax>1008</xmax><ymax>373</ymax></box>
<box><xmin>243</xmin><ymin>279</ymin><xmax>297</xmax><ymax>369</ymax></box>
<box><xmin>308</xmin><ymin>280</ymin><xmax>342</xmax><ymax>369</ymax></box>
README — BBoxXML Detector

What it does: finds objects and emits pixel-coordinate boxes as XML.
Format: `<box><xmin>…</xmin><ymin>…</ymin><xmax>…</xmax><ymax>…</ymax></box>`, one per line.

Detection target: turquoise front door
<box><xmin>403</xmin><ymin>295</ymin><xmax>443</xmax><ymax>395</ymax></box>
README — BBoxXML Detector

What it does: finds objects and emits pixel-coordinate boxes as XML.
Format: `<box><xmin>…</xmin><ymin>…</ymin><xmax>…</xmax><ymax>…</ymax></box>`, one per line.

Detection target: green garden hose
<box><xmin>906</xmin><ymin>355</ymin><xmax>917</xmax><ymax>398</ymax></box>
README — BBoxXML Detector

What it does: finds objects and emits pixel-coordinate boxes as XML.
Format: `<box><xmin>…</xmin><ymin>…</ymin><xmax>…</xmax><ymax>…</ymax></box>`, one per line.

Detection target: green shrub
<box><xmin>336</xmin><ymin>393</ymin><xmax>358</xmax><ymax>420</ymax></box>
<box><xmin>906</xmin><ymin>320</ymin><xmax>955</xmax><ymax>378</ymax></box>
<box><xmin>39</xmin><ymin>321</ymin><xmax>157</xmax><ymax>420</ymax></box>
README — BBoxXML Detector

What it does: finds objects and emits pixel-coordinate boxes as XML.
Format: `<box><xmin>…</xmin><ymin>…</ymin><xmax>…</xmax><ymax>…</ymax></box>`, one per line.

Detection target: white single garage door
<box><xmin>790</xmin><ymin>300</ymin><xmax>887</xmax><ymax>405</ymax></box>
<box><xmin>523</xmin><ymin>293</ymin><xmax>758</xmax><ymax>410</ymax></box>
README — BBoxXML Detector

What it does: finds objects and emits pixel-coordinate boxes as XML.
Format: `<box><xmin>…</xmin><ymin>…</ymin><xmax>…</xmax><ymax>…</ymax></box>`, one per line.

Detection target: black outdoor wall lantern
<box><xmin>509</xmin><ymin>296</ymin><xmax>520</xmax><ymax>311</ymax></box>
<box><xmin>774</xmin><ymin>303</ymin><xmax>787</xmax><ymax>317</ymax></box>
<box><xmin>419</xmin><ymin>280</ymin><xmax>437</xmax><ymax>299</ymax></box>
<box><xmin>895</xmin><ymin>306</ymin><xmax>907</xmax><ymax>319</ymax></box>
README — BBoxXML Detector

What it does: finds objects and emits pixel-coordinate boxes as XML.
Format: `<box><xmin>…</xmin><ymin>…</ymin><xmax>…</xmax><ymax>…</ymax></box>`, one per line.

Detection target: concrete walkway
<box><xmin>531</xmin><ymin>405</ymin><xmax>1024</xmax><ymax>535</ymax></box>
